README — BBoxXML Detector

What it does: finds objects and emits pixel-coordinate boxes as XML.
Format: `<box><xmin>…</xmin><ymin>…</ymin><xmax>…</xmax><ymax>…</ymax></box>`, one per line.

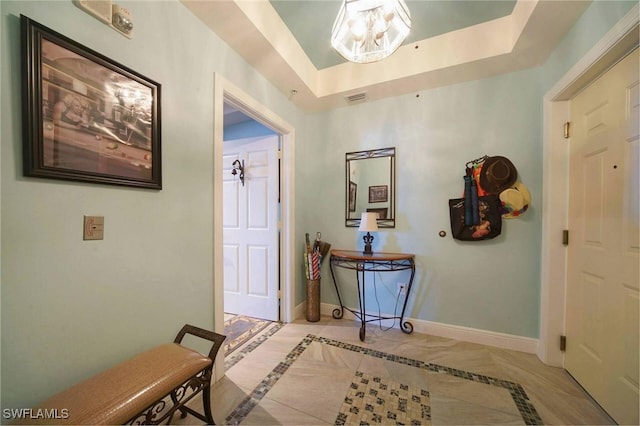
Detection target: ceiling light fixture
<box><xmin>331</xmin><ymin>0</ymin><xmax>411</xmax><ymax>64</ymax></box>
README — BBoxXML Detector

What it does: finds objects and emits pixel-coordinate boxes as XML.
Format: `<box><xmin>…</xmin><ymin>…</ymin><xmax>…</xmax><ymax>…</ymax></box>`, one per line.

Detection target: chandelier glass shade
<box><xmin>331</xmin><ymin>0</ymin><xmax>411</xmax><ymax>64</ymax></box>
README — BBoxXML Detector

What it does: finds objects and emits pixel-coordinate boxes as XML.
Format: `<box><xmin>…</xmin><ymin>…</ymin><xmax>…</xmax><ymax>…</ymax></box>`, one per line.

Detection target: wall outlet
<box><xmin>397</xmin><ymin>283</ymin><xmax>406</xmax><ymax>295</ymax></box>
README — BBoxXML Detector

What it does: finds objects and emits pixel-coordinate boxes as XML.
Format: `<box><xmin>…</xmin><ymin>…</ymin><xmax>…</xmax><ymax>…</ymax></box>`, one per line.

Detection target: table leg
<box><xmin>399</xmin><ymin>259</ymin><xmax>416</xmax><ymax>334</ymax></box>
<box><xmin>358</xmin><ymin>267</ymin><xmax>366</xmax><ymax>341</ymax></box>
<box><xmin>329</xmin><ymin>262</ymin><xmax>344</xmax><ymax>319</ymax></box>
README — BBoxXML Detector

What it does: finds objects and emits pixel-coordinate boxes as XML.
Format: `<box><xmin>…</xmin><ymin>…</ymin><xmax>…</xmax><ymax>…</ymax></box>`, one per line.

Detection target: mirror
<box><xmin>345</xmin><ymin>147</ymin><xmax>396</xmax><ymax>228</ymax></box>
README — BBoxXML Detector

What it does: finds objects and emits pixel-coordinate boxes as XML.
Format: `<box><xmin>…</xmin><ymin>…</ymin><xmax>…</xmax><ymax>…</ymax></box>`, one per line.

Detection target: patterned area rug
<box><xmin>223</xmin><ymin>314</ymin><xmax>272</xmax><ymax>356</ymax></box>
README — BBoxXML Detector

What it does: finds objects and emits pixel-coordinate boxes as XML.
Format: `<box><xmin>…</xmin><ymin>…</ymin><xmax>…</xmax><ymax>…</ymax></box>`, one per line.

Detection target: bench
<box><xmin>20</xmin><ymin>324</ymin><xmax>226</xmax><ymax>425</ymax></box>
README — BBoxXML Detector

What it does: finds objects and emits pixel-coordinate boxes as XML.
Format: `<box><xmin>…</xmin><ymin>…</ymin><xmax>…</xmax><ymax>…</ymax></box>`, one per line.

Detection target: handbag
<box><xmin>449</xmin><ymin>195</ymin><xmax>502</xmax><ymax>241</ymax></box>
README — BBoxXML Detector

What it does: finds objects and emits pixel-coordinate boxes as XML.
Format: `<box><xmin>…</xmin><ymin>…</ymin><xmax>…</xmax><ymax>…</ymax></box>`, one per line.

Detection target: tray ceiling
<box><xmin>182</xmin><ymin>0</ymin><xmax>591</xmax><ymax>112</ymax></box>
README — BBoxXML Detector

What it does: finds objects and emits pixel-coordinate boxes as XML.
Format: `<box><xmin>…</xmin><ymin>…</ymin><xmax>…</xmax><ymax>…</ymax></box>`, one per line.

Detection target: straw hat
<box><xmin>499</xmin><ymin>182</ymin><xmax>531</xmax><ymax>219</ymax></box>
<box><xmin>479</xmin><ymin>156</ymin><xmax>518</xmax><ymax>194</ymax></box>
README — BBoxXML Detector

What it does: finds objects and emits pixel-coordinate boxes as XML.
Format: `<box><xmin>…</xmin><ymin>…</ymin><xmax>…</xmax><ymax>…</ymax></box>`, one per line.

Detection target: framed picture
<box><xmin>368</xmin><ymin>185</ymin><xmax>388</xmax><ymax>203</ymax></box>
<box><xmin>21</xmin><ymin>15</ymin><xmax>162</xmax><ymax>189</ymax></box>
<box><xmin>349</xmin><ymin>181</ymin><xmax>357</xmax><ymax>212</ymax></box>
<box><xmin>367</xmin><ymin>208</ymin><xmax>388</xmax><ymax>219</ymax></box>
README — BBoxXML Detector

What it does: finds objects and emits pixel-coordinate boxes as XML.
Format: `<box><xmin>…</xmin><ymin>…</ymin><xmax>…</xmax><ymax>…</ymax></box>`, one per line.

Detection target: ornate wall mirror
<box><xmin>345</xmin><ymin>147</ymin><xmax>396</xmax><ymax>228</ymax></box>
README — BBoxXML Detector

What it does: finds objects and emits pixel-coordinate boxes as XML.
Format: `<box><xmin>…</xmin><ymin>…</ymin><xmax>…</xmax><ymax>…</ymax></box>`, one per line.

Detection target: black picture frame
<box><xmin>21</xmin><ymin>15</ymin><xmax>162</xmax><ymax>189</ymax></box>
<box><xmin>367</xmin><ymin>207</ymin><xmax>388</xmax><ymax>219</ymax></box>
<box><xmin>349</xmin><ymin>181</ymin><xmax>357</xmax><ymax>212</ymax></box>
<box><xmin>368</xmin><ymin>185</ymin><xmax>388</xmax><ymax>203</ymax></box>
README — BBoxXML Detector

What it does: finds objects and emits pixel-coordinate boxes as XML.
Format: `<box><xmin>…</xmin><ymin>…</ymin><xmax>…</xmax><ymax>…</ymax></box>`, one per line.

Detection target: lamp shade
<box><xmin>331</xmin><ymin>0</ymin><xmax>411</xmax><ymax>64</ymax></box>
<box><xmin>359</xmin><ymin>212</ymin><xmax>379</xmax><ymax>232</ymax></box>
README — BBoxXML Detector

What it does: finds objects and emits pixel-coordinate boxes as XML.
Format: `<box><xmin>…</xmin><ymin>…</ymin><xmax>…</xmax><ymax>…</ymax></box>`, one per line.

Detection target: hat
<box><xmin>499</xmin><ymin>181</ymin><xmax>531</xmax><ymax>219</ymax></box>
<box><xmin>479</xmin><ymin>156</ymin><xmax>518</xmax><ymax>194</ymax></box>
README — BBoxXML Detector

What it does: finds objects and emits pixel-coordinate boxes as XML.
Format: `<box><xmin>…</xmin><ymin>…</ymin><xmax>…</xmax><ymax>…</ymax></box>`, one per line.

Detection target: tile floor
<box><xmin>178</xmin><ymin>316</ymin><xmax>615</xmax><ymax>425</ymax></box>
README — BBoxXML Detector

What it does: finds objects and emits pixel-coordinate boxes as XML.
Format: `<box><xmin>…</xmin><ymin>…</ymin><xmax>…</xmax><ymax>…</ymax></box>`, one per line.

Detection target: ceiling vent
<box><xmin>345</xmin><ymin>92</ymin><xmax>368</xmax><ymax>105</ymax></box>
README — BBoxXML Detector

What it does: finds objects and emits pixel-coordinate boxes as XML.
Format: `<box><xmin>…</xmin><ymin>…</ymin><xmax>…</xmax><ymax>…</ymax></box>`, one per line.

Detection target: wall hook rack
<box><xmin>231</xmin><ymin>159</ymin><xmax>245</xmax><ymax>186</ymax></box>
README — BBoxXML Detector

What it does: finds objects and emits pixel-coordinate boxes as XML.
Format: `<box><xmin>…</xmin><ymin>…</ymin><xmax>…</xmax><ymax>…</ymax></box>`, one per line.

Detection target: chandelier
<box><xmin>331</xmin><ymin>0</ymin><xmax>411</xmax><ymax>64</ymax></box>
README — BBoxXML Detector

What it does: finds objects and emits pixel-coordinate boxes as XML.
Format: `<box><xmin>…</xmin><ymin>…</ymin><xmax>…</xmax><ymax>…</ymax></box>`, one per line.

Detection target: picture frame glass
<box><xmin>22</xmin><ymin>16</ymin><xmax>161</xmax><ymax>189</ymax></box>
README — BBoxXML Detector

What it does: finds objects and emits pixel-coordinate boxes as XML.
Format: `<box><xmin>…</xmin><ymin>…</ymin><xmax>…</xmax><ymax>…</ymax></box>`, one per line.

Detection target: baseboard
<box><xmin>320</xmin><ymin>302</ymin><xmax>538</xmax><ymax>354</ymax></box>
<box><xmin>292</xmin><ymin>301</ymin><xmax>306</xmax><ymax>321</ymax></box>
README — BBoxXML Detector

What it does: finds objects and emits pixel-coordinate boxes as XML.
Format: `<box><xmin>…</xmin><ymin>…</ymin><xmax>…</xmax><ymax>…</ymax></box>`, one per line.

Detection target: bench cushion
<box><xmin>26</xmin><ymin>343</ymin><xmax>212</xmax><ymax>425</ymax></box>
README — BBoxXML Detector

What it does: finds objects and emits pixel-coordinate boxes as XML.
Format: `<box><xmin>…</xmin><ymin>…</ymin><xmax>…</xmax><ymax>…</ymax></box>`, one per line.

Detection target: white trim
<box><xmin>320</xmin><ymin>303</ymin><xmax>538</xmax><ymax>354</ymax></box>
<box><xmin>213</xmin><ymin>73</ymin><xmax>296</xmax><ymax>381</ymax></box>
<box><xmin>538</xmin><ymin>4</ymin><xmax>639</xmax><ymax>367</ymax></box>
<box><xmin>293</xmin><ymin>301</ymin><xmax>306</xmax><ymax>321</ymax></box>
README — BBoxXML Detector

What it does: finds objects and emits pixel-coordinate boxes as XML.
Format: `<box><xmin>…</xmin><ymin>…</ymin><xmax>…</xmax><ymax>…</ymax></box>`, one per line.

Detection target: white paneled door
<box><xmin>223</xmin><ymin>135</ymin><xmax>280</xmax><ymax>322</ymax></box>
<box><xmin>566</xmin><ymin>48</ymin><xmax>639</xmax><ymax>425</ymax></box>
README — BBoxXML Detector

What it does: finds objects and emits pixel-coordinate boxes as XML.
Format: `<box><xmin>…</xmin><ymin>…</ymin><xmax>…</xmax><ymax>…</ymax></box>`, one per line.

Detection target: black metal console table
<box><xmin>329</xmin><ymin>249</ymin><xmax>416</xmax><ymax>341</ymax></box>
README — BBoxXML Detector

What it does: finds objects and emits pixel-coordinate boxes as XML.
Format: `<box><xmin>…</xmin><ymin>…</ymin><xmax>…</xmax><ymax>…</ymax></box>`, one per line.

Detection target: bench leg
<box><xmin>202</xmin><ymin>384</ymin><xmax>215</xmax><ymax>425</ymax></box>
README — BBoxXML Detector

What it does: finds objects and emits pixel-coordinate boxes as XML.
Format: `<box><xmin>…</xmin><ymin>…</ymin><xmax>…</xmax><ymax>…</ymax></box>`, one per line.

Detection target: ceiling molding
<box><xmin>182</xmin><ymin>0</ymin><xmax>591</xmax><ymax>112</ymax></box>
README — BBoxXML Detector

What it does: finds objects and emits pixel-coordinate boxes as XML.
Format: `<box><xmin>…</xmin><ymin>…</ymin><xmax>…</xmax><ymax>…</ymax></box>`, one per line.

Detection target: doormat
<box><xmin>224</xmin><ymin>314</ymin><xmax>272</xmax><ymax>356</ymax></box>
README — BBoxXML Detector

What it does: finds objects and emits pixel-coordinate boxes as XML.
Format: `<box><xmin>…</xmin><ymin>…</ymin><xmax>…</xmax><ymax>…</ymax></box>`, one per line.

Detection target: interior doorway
<box><xmin>222</xmin><ymin>130</ymin><xmax>280</xmax><ymax>322</ymax></box>
<box><xmin>212</xmin><ymin>74</ymin><xmax>296</xmax><ymax>380</ymax></box>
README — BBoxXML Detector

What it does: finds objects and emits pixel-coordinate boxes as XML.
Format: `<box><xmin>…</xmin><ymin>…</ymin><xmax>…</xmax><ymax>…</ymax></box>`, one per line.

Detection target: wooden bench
<box><xmin>20</xmin><ymin>325</ymin><xmax>226</xmax><ymax>425</ymax></box>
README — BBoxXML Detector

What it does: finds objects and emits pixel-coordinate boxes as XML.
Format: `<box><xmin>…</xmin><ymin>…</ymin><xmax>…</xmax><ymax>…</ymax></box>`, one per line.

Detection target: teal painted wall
<box><xmin>306</xmin><ymin>68</ymin><xmax>543</xmax><ymax>337</ymax></box>
<box><xmin>0</xmin><ymin>0</ymin><xmax>303</xmax><ymax>411</ymax></box>
<box><xmin>0</xmin><ymin>0</ymin><xmax>635</xmax><ymax>412</ymax></box>
<box><xmin>541</xmin><ymin>0</ymin><xmax>637</xmax><ymax>91</ymax></box>
<box><xmin>302</xmin><ymin>0</ymin><xmax>637</xmax><ymax>336</ymax></box>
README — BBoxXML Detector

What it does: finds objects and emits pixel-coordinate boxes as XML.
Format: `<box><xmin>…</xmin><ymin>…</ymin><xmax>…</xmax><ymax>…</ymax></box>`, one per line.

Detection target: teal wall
<box><xmin>541</xmin><ymin>0</ymin><xmax>638</xmax><ymax>91</ymax></box>
<box><xmin>0</xmin><ymin>0</ymin><xmax>636</xmax><ymax>411</ymax></box>
<box><xmin>0</xmin><ymin>0</ymin><xmax>303</xmax><ymax>410</ymax></box>
<box><xmin>306</xmin><ymin>68</ymin><xmax>543</xmax><ymax>337</ymax></box>
<box><xmin>303</xmin><ymin>0</ymin><xmax>637</xmax><ymax>336</ymax></box>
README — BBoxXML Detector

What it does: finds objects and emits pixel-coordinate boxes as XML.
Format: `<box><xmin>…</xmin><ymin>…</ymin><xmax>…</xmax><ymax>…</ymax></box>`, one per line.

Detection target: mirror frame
<box><xmin>345</xmin><ymin>147</ymin><xmax>396</xmax><ymax>228</ymax></box>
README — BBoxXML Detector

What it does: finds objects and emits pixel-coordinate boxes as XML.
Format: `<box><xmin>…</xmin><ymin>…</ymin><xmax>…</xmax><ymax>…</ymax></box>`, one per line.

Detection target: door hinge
<box><xmin>560</xmin><ymin>335</ymin><xmax>567</xmax><ymax>351</ymax></box>
<box><xmin>562</xmin><ymin>229</ymin><xmax>569</xmax><ymax>246</ymax></box>
<box><xmin>564</xmin><ymin>122</ymin><xmax>570</xmax><ymax>139</ymax></box>
<box><xmin>277</xmin><ymin>149</ymin><xmax>282</xmax><ymax>159</ymax></box>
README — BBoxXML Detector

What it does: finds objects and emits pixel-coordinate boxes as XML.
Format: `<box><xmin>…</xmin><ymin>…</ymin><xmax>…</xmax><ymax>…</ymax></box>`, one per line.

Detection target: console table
<box><xmin>329</xmin><ymin>249</ymin><xmax>416</xmax><ymax>341</ymax></box>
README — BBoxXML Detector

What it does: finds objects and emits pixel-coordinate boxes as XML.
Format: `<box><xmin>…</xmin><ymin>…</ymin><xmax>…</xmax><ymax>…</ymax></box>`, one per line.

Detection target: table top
<box><xmin>330</xmin><ymin>249</ymin><xmax>415</xmax><ymax>262</ymax></box>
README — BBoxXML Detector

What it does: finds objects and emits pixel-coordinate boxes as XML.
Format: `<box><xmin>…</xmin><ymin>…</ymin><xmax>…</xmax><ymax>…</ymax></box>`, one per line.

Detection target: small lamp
<box><xmin>358</xmin><ymin>212</ymin><xmax>379</xmax><ymax>255</ymax></box>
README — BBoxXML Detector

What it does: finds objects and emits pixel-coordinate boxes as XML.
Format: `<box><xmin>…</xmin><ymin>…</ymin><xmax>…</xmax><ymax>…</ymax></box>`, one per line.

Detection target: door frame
<box><xmin>212</xmin><ymin>73</ymin><xmax>296</xmax><ymax>378</ymax></box>
<box><xmin>538</xmin><ymin>5</ymin><xmax>638</xmax><ymax>366</ymax></box>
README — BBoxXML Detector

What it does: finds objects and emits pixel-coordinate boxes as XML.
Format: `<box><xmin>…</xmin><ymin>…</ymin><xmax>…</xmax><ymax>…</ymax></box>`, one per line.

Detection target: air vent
<box><xmin>345</xmin><ymin>92</ymin><xmax>368</xmax><ymax>104</ymax></box>
<box><xmin>76</xmin><ymin>0</ymin><xmax>113</xmax><ymax>24</ymax></box>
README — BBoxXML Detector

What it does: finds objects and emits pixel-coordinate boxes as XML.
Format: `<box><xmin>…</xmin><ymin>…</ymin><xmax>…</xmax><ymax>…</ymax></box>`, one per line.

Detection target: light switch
<box><xmin>83</xmin><ymin>216</ymin><xmax>104</xmax><ymax>240</ymax></box>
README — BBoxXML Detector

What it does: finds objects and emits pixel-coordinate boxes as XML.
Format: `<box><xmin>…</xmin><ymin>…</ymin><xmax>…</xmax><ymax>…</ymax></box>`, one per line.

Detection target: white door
<box><xmin>565</xmin><ymin>48</ymin><xmax>639</xmax><ymax>425</ymax></box>
<box><xmin>223</xmin><ymin>135</ymin><xmax>280</xmax><ymax>321</ymax></box>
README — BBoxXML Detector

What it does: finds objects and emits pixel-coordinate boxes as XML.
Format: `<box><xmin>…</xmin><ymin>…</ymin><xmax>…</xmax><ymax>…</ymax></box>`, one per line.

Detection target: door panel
<box><xmin>223</xmin><ymin>135</ymin><xmax>279</xmax><ymax>321</ymax></box>
<box><xmin>566</xmin><ymin>48</ymin><xmax>639</xmax><ymax>425</ymax></box>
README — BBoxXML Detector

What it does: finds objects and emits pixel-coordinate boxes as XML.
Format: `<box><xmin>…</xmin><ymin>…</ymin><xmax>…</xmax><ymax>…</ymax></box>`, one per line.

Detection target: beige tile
<box><xmin>264</xmin><ymin>363</ymin><xmax>355</xmax><ymax>423</ymax></box>
<box><xmin>210</xmin><ymin>320</ymin><xmax>613</xmax><ymax>425</ymax></box>
<box><xmin>428</xmin><ymin>372</ymin><xmax>521</xmax><ymax>416</ymax></box>
<box><xmin>242</xmin><ymin>397</ymin><xmax>330</xmax><ymax>425</ymax></box>
<box><xmin>297</xmin><ymin>340</ymin><xmax>363</xmax><ymax>370</ymax></box>
<box><xmin>357</xmin><ymin>356</ymin><xmax>430</xmax><ymax>390</ymax></box>
<box><xmin>173</xmin><ymin>376</ymin><xmax>252</xmax><ymax>426</ymax></box>
<box><xmin>430</xmin><ymin>394</ymin><xmax>526</xmax><ymax>425</ymax></box>
<box><xmin>525</xmin><ymin>384</ymin><xmax>615</xmax><ymax>425</ymax></box>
